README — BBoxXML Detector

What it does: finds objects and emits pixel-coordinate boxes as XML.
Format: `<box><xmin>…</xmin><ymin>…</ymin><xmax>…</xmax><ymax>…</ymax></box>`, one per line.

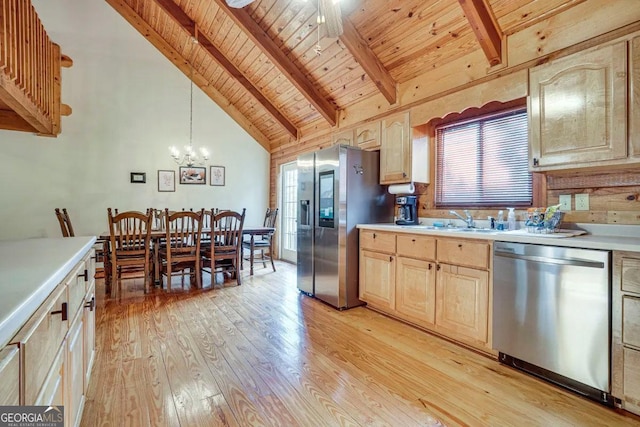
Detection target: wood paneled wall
<box><xmin>270</xmin><ymin>6</ymin><xmax>640</xmax><ymax>226</ymax></box>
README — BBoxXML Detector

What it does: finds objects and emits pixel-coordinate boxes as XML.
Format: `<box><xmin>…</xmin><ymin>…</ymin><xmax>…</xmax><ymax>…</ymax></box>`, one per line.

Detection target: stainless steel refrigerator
<box><xmin>297</xmin><ymin>144</ymin><xmax>394</xmax><ymax>309</ymax></box>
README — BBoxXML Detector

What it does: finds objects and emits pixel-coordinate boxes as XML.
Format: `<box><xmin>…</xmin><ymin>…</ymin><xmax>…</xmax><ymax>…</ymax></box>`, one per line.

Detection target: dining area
<box><xmin>57</xmin><ymin>207</ymin><xmax>277</xmax><ymax>298</ymax></box>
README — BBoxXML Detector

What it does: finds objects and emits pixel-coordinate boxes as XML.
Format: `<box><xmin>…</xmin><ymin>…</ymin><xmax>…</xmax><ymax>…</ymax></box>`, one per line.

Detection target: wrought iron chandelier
<box><xmin>169</xmin><ymin>35</ymin><xmax>209</xmax><ymax>167</ymax></box>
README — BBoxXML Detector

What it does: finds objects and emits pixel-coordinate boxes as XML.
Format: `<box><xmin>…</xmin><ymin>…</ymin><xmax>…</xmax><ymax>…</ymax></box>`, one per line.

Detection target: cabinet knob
<box><xmin>402</xmin><ymin>172</ymin><xmax>407</xmax><ymax>178</ymax></box>
<box><xmin>458</xmin><ymin>244</ymin><xmax>463</xmax><ymax>248</ymax></box>
<box><xmin>428</xmin><ymin>263</ymin><xmax>432</xmax><ymax>270</ymax></box>
<box><xmin>84</xmin><ymin>296</ymin><xmax>95</xmax><ymax>312</ymax></box>
<box><xmin>373</xmin><ymin>233</ymin><xmax>376</xmax><ymax>239</ymax></box>
<box><xmin>51</xmin><ymin>302</ymin><xmax>68</xmax><ymax>321</ymax></box>
<box><xmin>389</xmin><ymin>256</ymin><xmax>393</xmax><ymax>262</ymax></box>
<box><xmin>411</xmin><ymin>238</ymin><xmax>416</xmax><ymax>242</ymax></box>
<box><xmin>436</xmin><ymin>264</ymin><xmax>441</xmax><ymax>271</ymax></box>
<box><xmin>78</xmin><ymin>269</ymin><xmax>88</xmax><ymax>282</ymax></box>
<box><xmin>533</xmin><ymin>158</ymin><xmax>539</xmax><ymax>166</ymax></box>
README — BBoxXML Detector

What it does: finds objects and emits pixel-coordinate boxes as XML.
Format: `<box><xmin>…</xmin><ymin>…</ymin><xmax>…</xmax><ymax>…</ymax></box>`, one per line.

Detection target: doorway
<box><xmin>279</xmin><ymin>161</ymin><xmax>298</xmax><ymax>263</ymax></box>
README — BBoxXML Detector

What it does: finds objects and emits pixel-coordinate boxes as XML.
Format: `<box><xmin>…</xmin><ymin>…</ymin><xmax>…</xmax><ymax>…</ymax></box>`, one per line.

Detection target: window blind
<box><xmin>435</xmin><ymin>109</ymin><xmax>532</xmax><ymax>207</ymax></box>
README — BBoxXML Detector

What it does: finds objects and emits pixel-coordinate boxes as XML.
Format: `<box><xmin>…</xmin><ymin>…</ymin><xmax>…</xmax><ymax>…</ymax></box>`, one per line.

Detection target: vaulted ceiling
<box><xmin>105</xmin><ymin>0</ymin><xmax>581</xmax><ymax>151</ymax></box>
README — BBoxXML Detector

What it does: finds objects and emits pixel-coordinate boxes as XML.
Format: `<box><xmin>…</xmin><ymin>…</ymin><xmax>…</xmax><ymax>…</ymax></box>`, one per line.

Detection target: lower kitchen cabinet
<box><xmin>359</xmin><ymin>250</ymin><xmax>396</xmax><ymax>311</ymax></box>
<box><xmin>396</xmin><ymin>256</ymin><xmax>436</xmax><ymax>325</ymax></box>
<box><xmin>435</xmin><ymin>264</ymin><xmax>489</xmax><ymax>344</ymax></box>
<box><xmin>3</xmin><ymin>243</ymin><xmax>96</xmax><ymax>427</ymax></box>
<box><xmin>613</xmin><ymin>251</ymin><xmax>640</xmax><ymax>416</ymax></box>
<box><xmin>0</xmin><ymin>345</ymin><xmax>19</xmax><ymax>405</ymax></box>
<box><xmin>359</xmin><ymin>228</ymin><xmax>492</xmax><ymax>353</ymax></box>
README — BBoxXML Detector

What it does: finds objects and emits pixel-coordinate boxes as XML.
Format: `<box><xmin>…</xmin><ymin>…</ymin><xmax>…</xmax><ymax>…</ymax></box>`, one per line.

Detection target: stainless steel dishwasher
<box><xmin>493</xmin><ymin>241</ymin><xmax>612</xmax><ymax>404</ymax></box>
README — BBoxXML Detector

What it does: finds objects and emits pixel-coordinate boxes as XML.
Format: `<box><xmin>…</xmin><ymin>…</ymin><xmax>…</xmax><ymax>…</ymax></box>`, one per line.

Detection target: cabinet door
<box><xmin>67</xmin><ymin>314</ymin><xmax>84</xmax><ymax>427</ymax></box>
<box><xmin>355</xmin><ymin>121</ymin><xmax>381</xmax><ymax>150</ymax></box>
<box><xmin>380</xmin><ymin>112</ymin><xmax>411</xmax><ymax>184</ymax></box>
<box><xmin>12</xmin><ymin>283</ymin><xmax>68</xmax><ymax>404</ymax></box>
<box><xmin>359</xmin><ymin>250</ymin><xmax>395</xmax><ymax>312</ymax></box>
<box><xmin>35</xmin><ymin>345</ymin><xmax>65</xmax><ymax>408</ymax></box>
<box><xmin>333</xmin><ymin>129</ymin><xmax>354</xmax><ymax>147</ymax></box>
<box><xmin>529</xmin><ymin>41</ymin><xmax>627</xmax><ymax>169</ymax></box>
<box><xmin>0</xmin><ymin>346</ymin><xmax>20</xmax><ymax>405</ymax></box>
<box><xmin>624</xmin><ymin>347</ymin><xmax>640</xmax><ymax>409</ymax></box>
<box><xmin>396</xmin><ymin>257</ymin><xmax>436</xmax><ymax>325</ymax></box>
<box><xmin>435</xmin><ymin>264</ymin><xmax>489</xmax><ymax>344</ymax></box>
<box><xmin>83</xmin><ymin>285</ymin><xmax>96</xmax><ymax>394</ymax></box>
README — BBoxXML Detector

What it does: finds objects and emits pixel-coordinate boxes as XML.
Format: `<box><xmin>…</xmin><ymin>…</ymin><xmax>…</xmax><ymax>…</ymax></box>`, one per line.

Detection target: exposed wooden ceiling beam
<box><xmin>214</xmin><ymin>0</ymin><xmax>337</xmax><ymax>127</ymax></box>
<box><xmin>105</xmin><ymin>0</ymin><xmax>272</xmax><ymax>150</ymax></box>
<box><xmin>339</xmin><ymin>18</ymin><xmax>397</xmax><ymax>105</ymax></box>
<box><xmin>152</xmin><ymin>0</ymin><xmax>298</xmax><ymax>140</ymax></box>
<box><xmin>458</xmin><ymin>0</ymin><xmax>503</xmax><ymax>66</ymax></box>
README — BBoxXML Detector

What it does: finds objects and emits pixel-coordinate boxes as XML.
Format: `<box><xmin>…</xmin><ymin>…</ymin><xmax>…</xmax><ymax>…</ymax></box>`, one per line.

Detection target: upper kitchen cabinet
<box><xmin>528</xmin><ymin>40</ymin><xmax>627</xmax><ymax>171</ymax></box>
<box><xmin>355</xmin><ymin>121</ymin><xmax>381</xmax><ymax>151</ymax></box>
<box><xmin>380</xmin><ymin>112</ymin><xmax>428</xmax><ymax>184</ymax></box>
<box><xmin>332</xmin><ymin>129</ymin><xmax>354</xmax><ymax>147</ymax></box>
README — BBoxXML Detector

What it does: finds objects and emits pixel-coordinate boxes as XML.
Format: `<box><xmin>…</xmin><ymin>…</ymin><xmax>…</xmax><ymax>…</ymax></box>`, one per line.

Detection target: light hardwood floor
<box><xmin>82</xmin><ymin>262</ymin><xmax>640</xmax><ymax>426</ymax></box>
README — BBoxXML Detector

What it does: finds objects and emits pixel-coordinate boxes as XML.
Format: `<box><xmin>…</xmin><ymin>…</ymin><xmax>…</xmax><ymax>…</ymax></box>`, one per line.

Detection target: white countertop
<box><xmin>0</xmin><ymin>236</ymin><xmax>96</xmax><ymax>348</ymax></box>
<box><xmin>356</xmin><ymin>223</ymin><xmax>640</xmax><ymax>252</ymax></box>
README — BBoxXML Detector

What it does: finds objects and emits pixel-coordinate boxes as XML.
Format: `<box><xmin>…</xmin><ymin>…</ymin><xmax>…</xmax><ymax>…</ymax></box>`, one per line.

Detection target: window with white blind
<box><xmin>435</xmin><ymin>108</ymin><xmax>532</xmax><ymax>207</ymax></box>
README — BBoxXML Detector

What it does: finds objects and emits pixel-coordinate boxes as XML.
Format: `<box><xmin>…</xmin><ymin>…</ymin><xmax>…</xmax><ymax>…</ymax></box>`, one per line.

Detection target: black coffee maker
<box><xmin>395</xmin><ymin>195</ymin><xmax>418</xmax><ymax>225</ymax></box>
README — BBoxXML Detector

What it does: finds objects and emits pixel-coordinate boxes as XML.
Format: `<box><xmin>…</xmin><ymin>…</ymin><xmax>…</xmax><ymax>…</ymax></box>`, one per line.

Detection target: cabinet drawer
<box><xmin>35</xmin><ymin>344</ymin><xmax>64</xmax><ymax>407</ymax></box>
<box><xmin>624</xmin><ymin>347</ymin><xmax>640</xmax><ymax>404</ymax></box>
<box><xmin>622</xmin><ymin>257</ymin><xmax>640</xmax><ymax>294</ymax></box>
<box><xmin>360</xmin><ymin>230</ymin><xmax>396</xmax><ymax>253</ymax></box>
<box><xmin>0</xmin><ymin>345</ymin><xmax>20</xmax><ymax>405</ymax></box>
<box><xmin>11</xmin><ymin>282</ymin><xmax>68</xmax><ymax>404</ymax></box>
<box><xmin>397</xmin><ymin>234</ymin><xmax>436</xmax><ymax>260</ymax></box>
<box><xmin>623</xmin><ymin>296</ymin><xmax>640</xmax><ymax>348</ymax></box>
<box><xmin>437</xmin><ymin>238</ymin><xmax>489</xmax><ymax>270</ymax></box>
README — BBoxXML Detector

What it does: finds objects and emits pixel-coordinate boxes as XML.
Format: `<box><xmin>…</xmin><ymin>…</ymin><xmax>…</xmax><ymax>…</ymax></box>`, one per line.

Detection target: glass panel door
<box><xmin>280</xmin><ymin>161</ymin><xmax>298</xmax><ymax>263</ymax></box>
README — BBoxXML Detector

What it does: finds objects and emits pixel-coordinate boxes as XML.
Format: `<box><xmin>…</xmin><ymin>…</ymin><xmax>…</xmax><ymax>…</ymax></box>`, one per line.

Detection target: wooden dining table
<box><xmin>100</xmin><ymin>225</ymin><xmax>275</xmax><ymax>288</ymax></box>
<box><xmin>242</xmin><ymin>226</ymin><xmax>275</xmax><ymax>276</ymax></box>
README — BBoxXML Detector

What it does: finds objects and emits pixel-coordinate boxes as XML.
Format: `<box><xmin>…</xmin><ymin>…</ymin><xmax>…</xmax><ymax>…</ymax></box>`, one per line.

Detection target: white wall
<box><xmin>0</xmin><ymin>0</ymin><xmax>270</xmax><ymax>240</ymax></box>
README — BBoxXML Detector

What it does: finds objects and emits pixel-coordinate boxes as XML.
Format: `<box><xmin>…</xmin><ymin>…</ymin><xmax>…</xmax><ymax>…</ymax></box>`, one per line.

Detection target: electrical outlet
<box><xmin>575</xmin><ymin>194</ymin><xmax>590</xmax><ymax>211</ymax></box>
<box><xmin>558</xmin><ymin>195</ymin><xmax>571</xmax><ymax>211</ymax></box>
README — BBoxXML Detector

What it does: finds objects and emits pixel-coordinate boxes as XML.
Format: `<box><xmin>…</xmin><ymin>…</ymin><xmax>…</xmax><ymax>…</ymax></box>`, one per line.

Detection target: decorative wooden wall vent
<box><xmin>0</xmin><ymin>0</ymin><xmax>70</xmax><ymax>136</ymax></box>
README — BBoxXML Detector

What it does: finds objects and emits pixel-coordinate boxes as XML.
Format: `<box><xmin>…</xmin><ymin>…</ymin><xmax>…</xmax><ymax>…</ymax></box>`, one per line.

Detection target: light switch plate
<box><xmin>559</xmin><ymin>195</ymin><xmax>571</xmax><ymax>211</ymax></box>
<box><xmin>575</xmin><ymin>194</ymin><xmax>590</xmax><ymax>211</ymax></box>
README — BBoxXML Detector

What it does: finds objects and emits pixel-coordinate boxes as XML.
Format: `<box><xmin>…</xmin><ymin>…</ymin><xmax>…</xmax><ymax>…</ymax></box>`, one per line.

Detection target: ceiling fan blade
<box><xmin>320</xmin><ymin>0</ymin><xmax>343</xmax><ymax>37</ymax></box>
<box><xmin>225</xmin><ymin>0</ymin><xmax>255</xmax><ymax>8</ymax></box>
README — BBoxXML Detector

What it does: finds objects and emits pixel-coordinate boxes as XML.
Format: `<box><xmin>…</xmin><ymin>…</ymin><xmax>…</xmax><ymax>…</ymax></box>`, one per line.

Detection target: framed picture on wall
<box><xmin>130</xmin><ymin>172</ymin><xmax>146</xmax><ymax>184</ymax></box>
<box><xmin>179</xmin><ymin>166</ymin><xmax>206</xmax><ymax>184</ymax></box>
<box><xmin>210</xmin><ymin>166</ymin><xmax>225</xmax><ymax>186</ymax></box>
<box><xmin>158</xmin><ymin>170</ymin><xmax>175</xmax><ymax>192</ymax></box>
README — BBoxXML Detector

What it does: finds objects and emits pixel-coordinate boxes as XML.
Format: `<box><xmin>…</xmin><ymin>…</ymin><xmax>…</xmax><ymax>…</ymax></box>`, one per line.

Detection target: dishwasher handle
<box><xmin>494</xmin><ymin>251</ymin><xmax>605</xmax><ymax>269</ymax></box>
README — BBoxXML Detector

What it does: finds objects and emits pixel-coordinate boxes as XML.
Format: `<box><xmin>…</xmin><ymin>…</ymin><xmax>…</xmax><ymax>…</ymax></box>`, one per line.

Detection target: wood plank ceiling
<box><xmin>105</xmin><ymin>0</ymin><xmax>582</xmax><ymax>151</ymax></box>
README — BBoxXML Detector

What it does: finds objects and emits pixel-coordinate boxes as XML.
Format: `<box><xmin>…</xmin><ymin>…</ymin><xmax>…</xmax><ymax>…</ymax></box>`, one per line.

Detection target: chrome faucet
<box><xmin>449</xmin><ymin>210</ymin><xmax>475</xmax><ymax>228</ymax></box>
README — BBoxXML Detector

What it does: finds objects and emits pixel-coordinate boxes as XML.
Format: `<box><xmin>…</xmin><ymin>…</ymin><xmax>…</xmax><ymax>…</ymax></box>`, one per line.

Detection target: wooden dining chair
<box><xmin>158</xmin><ymin>209</ymin><xmax>204</xmax><ymax>291</ymax></box>
<box><xmin>55</xmin><ymin>208</ymin><xmax>75</xmax><ymax>237</ymax></box>
<box><xmin>202</xmin><ymin>209</ymin><xmax>245</xmax><ymax>286</ymax></box>
<box><xmin>107</xmin><ymin>208</ymin><xmax>153</xmax><ymax>296</ymax></box>
<box><xmin>242</xmin><ymin>207</ymin><xmax>278</xmax><ymax>272</ymax></box>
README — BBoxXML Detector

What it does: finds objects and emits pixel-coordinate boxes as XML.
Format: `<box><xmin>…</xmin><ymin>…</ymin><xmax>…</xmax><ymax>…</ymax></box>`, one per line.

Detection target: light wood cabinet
<box><xmin>0</xmin><ymin>345</ymin><xmax>20</xmax><ymax>405</ymax></box>
<box><xmin>613</xmin><ymin>251</ymin><xmax>640</xmax><ymax>416</ymax></box>
<box><xmin>380</xmin><ymin>112</ymin><xmax>429</xmax><ymax>184</ymax></box>
<box><xmin>355</xmin><ymin>121</ymin><xmax>381</xmax><ymax>150</ymax></box>
<box><xmin>359</xmin><ymin>250</ymin><xmax>396</xmax><ymax>311</ymax></box>
<box><xmin>5</xmin><ymin>246</ymin><xmax>95</xmax><ymax>426</ymax></box>
<box><xmin>435</xmin><ymin>263</ymin><xmax>489</xmax><ymax>344</ymax></box>
<box><xmin>396</xmin><ymin>256</ymin><xmax>436</xmax><ymax>325</ymax></box>
<box><xmin>529</xmin><ymin>40</ymin><xmax>628</xmax><ymax>170</ymax></box>
<box><xmin>332</xmin><ymin>128</ymin><xmax>354</xmax><ymax>147</ymax></box>
<box><xmin>359</xmin><ymin>228</ymin><xmax>492</xmax><ymax>352</ymax></box>
<box><xmin>67</xmin><ymin>313</ymin><xmax>85</xmax><ymax>427</ymax></box>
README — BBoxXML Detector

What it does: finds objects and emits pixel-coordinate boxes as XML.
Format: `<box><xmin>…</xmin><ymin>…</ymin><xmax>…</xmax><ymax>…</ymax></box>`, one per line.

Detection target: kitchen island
<box><xmin>0</xmin><ymin>236</ymin><xmax>96</xmax><ymax>427</ymax></box>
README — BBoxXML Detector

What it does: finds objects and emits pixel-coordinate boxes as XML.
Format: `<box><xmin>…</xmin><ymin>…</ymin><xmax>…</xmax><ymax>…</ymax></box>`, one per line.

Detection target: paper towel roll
<box><xmin>388</xmin><ymin>182</ymin><xmax>415</xmax><ymax>195</ymax></box>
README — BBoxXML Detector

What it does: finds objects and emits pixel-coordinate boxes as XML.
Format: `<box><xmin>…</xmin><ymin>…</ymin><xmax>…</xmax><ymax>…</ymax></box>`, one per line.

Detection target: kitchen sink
<box><xmin>445</xmin><ymin>227</ymin><xmax>498</xmax><ymax>234</ymax></box>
